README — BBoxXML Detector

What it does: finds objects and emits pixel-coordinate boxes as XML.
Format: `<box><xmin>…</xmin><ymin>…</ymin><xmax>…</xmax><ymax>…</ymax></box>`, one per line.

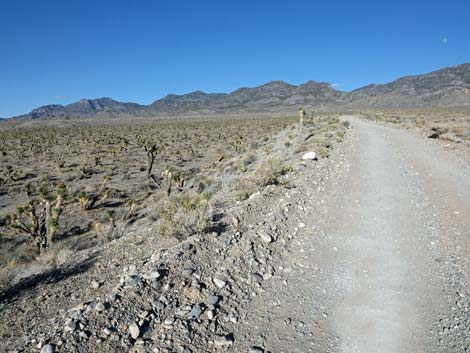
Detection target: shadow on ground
<box><xmin>0</xmin><ymin>254</ymin><xmax>97</xmax><ymax>304</ymax></box>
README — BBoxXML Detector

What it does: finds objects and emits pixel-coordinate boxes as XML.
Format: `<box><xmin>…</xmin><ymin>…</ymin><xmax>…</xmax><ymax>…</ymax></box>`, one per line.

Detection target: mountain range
<box><xmin>12</xmin><ymin>63</ymin><xmax>470</xmax><ymax>119</ymax></box>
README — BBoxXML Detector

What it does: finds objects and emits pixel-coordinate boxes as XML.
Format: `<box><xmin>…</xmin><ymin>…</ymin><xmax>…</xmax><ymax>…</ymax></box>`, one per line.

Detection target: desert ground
<box><xmin>0</xmin><ymin>110</ymin><xmax>469</xmax><ymax>353</ymax></box>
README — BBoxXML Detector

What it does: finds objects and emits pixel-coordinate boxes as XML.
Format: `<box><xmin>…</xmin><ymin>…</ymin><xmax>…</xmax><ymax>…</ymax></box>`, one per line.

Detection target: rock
<box><xmin>208</xmin><ymin>295</ymin><xmax>221</xmax><ymax>306</ymax></box>
<box><xmin>95</xmin><ymin>302</ymin><xmax>106</xmax><ymax>312</ymax></box>
<box><xmin>176</xmin><ymin>306</ymin><xmax>191</xmax><ymax>316</ymax></box>
<box><xmin>143</xmin><ymin>270</ymin><xmax>162</xmax><ymax>280</ymax></box>
<box><xmin>68</xmin><ymin>302</ymin><xmax>87</xmax><ymax>312</ymax></box>
<box><xmin>207</xmin><ymin>310</ymin><xmax>215</xmax><ymax>320</ymax></box>
<box><xmin>103</xmin><ymin>327</ymin><xmax>113</xmax><ymax>336</ymax></box>
<box><xmin>122</xmin><ymin>275</ymin><xmax>142</xmax><ymax>288</ymax></box>
<box><xmin>249</xmin><ymin>191</ymin><xmax>261</xmax><ymax>200</ymax></box>
<box><xmin>91</xmin><ymin>280</ymin><xmax>101</xmax><ymax>289</ymax></box>
<box><xmin>129</xmin><ymin>323</ymin><xmax>140</xmax><ymax>340</ymax></box>
<box><xmin>79</xmin><ymin>331</ymin><xmax>90</xmax><ymax>339</ymax></box>
<box><xmin>64</xmin><ymin>320</ymin><xmax>77</xmax><ymax>332</ymax></box>
<box><xmin>183</xmin><ymin>268</ymin><xmax>195</xmax><ymax>276</ymax></box>
<box><xmin>213</xmin><ymin>278</ymin><xmax>226</xmax><ymax>289</ymax></box>
<box><xmin>249</xmin><ymin>347</ymin><xmax>264</xmax><ymax>353</ymax></box>
<box><xmin>259</xmin><ymin>233</ymin><xmax>273</xmax><ymax>243</ymax></box>
<box><xmin>298</xmin><ymin>222</ymin><xmax>306</xmax><ymax>228</ymax></box>
<box><xmin>251</xmin><ymin>273</ymin><xmax>263</xmax><ymax>283</ymax></box>
<box><xmin>181</xmin><ymin>242</ymin><xmax>192</xmax><ymax>250</ymax></box>
<box><xmin>214</xmin><ymin>335</ymin><xmax>234</xmax><ymax>347</ymax></box>
<box><xmin>163</xmin><ymin>317</ymin><xmax>176</xmax><ymax>327</ymax></box>
<box><xmin>41</xmin><ymin>344</ymin><xmax>55</xmax><ymax>353</ymax></box>
<box><xmin>149</xmin><ymin>279</ymin><xmax>163</xmax><ymax>290</ymax></box>
<box><xmin>188</xmin><ymin>305</ymin><xmax>203</xmax><ymax>320</ymax></box>
<box><xmin>154</xmin><ymin>300</ymin><xmax>166</xmax><ymax>311</ymax></box>
<box><xmin>139</xmin><ymin>310</ymin><xmax>150</xmax><ymax>319</ymax></box>
<box><xmin>301</xmin><ymin>152</ymin><xmax>317</xmax><ymax>160</ymax></box>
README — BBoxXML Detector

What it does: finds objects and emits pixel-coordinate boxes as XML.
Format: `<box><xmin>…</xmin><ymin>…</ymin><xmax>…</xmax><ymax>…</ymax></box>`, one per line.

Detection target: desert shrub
<box><xmin>316</xmin><ymin>146</ymin><xmax>330</xmax><ymax>159</ymax></box>
<box><xmin>77</xmin><ymin>176</ymin><xmax>110</xmax><ymax>211</ymax></box>
<box><xmin>234</xmin><ymin>156</ymin><xmax>289</xmax><ymax>200</ymax></box>
<box><xmin>241</xmin><ymin>153</ymin><xmax>256</xmax><ymax>167</ymax></box>
<box><xmin>335</xmin><ymin>131</ymin><xmax>345</xmax><ymax>142</ymax></box>
<box><xmin>254</xmin><ymin>157</ymin><xmax>289</xmax><ymax>186</ymax></box>
<box><xmin>237</xmin><ymin>162</ymin><xmax>247</xmax><ymax>173</ymax></box>
<box><xmin>154</xmin><ymin>190</ymin><xmax>210</xmax><ymax>239</ymax></box>
<box><xmin>294</xmin><ymin>142</ymin><xmax>309</xmax><ymax>153</ymax></box>
<box><xmin>262</xmin><ymin>145</ymin><xmax>273</xmax><ymax>155</ymax></box>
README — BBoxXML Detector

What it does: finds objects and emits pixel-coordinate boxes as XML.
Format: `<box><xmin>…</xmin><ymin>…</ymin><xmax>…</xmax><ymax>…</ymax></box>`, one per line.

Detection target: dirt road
<box><xmin>236</xmin><ymin>116</ymin><xmax>470</xmax><ymax>353</ymax></box>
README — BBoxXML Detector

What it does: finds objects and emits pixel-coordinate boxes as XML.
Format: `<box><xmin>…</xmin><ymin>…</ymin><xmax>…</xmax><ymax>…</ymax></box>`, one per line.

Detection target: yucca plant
<box><xmin>7</xmin><ymin>181</ymin><xmax>67</xmax><ymax>254</ymax></box>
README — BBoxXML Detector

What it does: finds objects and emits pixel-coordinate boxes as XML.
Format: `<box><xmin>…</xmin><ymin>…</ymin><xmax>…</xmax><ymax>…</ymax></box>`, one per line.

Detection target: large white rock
<box><xmin>128</xmin><ymin>322</ymin><xmax>140</xmax><ymax>339</ymax></box>
<box><xmin>301</xmin><ymin>152</ymin><xmax>317</xmax><ymax>160</ymax></box>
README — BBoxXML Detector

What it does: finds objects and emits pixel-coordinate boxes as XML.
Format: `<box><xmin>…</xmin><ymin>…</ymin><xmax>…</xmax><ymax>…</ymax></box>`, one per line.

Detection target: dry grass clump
<box><xmin>153</xmin><ymin>190</ymin><xmax>210</xmax><ymax>239</ymax></box>
<box><xmin>293</xmin><ymin>114</ymin><xmax>346</xmax><ymax>157</ymax></box>
<box><xmin>234</xmin><ymin>156</ymin><xmax>290</xmax><ymax>201</ymax></box>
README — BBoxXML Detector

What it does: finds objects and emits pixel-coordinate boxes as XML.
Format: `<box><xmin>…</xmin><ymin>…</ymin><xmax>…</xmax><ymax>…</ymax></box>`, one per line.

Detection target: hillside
<box><xmin>346</xmin><ymin>63</ymin><xmax>470</xmax><ymax>108</ymax></box>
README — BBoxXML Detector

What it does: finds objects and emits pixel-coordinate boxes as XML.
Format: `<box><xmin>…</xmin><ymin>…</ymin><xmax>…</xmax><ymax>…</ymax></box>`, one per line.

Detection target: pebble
<box><xmin>214</xmin><ymin>335</ymin><xmax>234</xmax><ymax>347</ymax></box>
<box><xmin>250</xmin><ymin>347</ymin><xmax>264</xmax><ymax>353</ymax></box>
<box><xmin>181</xmin><ymin>242</ymin><xmax>192</xmax><ymax>250</ymax></box>
<box><xmin>208</xmin><ymin>295</ymin><xmax>221</xmax><ymax>306</ymax></box>
<box><xmin>183</xmin><ymin>268</ymin><xmax>195</xmax><ymax>276</ymax></box>
<box><xmin>259</xmin><ymin>233</ymin><xmax>273</xmax><ymax>243</ymax></box>
<box><xmin>41</xmin><ymin>344</ymin><xmax>54</xmax><ymax>353</ymax></box>
<box><xmin>79</xmin><ymin>331</ymin><xmax>90</xmax><ymax>339</ymax></box>
<box><xmin>188</xmin><ymin>305</ymin><xmax>203</xmax><ymax>320</ymax></box>
<box><xmin>207</xmin><ymin>310</ymin><xmax>215</xmax><ymax>320</ymax></box>
<box><xmin>301</xmin><ymin>151</ymin><xmax>317</xmax><ymax>160</ymax></box>
<box><xmin>91</xmin><ymin>280</ymin><xmax>101</xmax><ymax>289</ymax></box>
<box><xmin>95</xmin><ymin>302</ymin><xmax>106</xmax><ymax>312</ymax></box>
<box><xmin>144</xmin><ymin>270</ymin><xmax>162</xmax><ymax>280</ymax></box>
<box><xmin>213</xmin><ymin>278</ymin><xmax>226</xmax><ymax>289</ymax></box>
<box><xmin>129</xmin><ymin>323</ymin><xmax>140</xmax><ymax>339</ymax></box>
<box><xmin>164</xmin><ymin>317</ymin><xmax>176</xmax><ymax>327</ymax></box>
<box><xmin>251</xmin><ymin>273</ymin><xmax>263</xmax><ymax>283</ymax></box>
<box><xmin>68</xmin><ymin>302</ymin><xmax>86</xmax><ymax>312</ymax></box>
<box><xmin>64</xmin><ymin>320</ymin><xmax>77</xmax><ymax>332</ymax></box>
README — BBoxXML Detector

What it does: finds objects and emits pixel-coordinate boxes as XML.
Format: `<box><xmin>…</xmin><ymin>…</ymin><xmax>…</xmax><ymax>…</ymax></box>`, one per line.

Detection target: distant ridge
<box><xmin>12</xmin><ymin>63</ymin><xmax>470</xmax><ymax>119</ymax></box>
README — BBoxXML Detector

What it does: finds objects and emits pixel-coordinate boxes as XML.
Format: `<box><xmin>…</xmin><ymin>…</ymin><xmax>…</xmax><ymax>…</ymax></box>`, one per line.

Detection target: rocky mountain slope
<box><xmin>347</xmin><ymin>63</ymin><xmax>470</xmax><ymax>108</ymax></box>
<box><xmin>13</xmin><ymin>63</ymin><xmax>470</xmax><ymax>119</ymax></box>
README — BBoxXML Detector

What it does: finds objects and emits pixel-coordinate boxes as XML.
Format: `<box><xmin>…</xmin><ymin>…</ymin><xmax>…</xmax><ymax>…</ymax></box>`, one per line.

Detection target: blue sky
<box><xmin>1</xmin><ymin>0</ymin><xmax>469</xmax><ymax>118</ymax></box>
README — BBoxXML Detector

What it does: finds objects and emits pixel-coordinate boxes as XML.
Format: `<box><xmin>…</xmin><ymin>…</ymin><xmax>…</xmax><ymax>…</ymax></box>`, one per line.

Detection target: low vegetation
<box><xmin>0</xmin><ymin>114</ymin><xmax>346</xmax><ymax>277</ymax></box>
<box><xmin>360</xmin><ymin>107</ymin><xmax>470</xmax><ymax>145</ymax></box>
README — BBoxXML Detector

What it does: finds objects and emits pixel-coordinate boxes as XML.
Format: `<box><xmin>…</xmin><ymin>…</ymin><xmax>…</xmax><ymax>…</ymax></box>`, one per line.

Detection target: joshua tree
<box><xmin>298</xmin><ymin>108</ymin><xmax>306</xmax><ymax>142</ymax></box>
<box><xmin>7</xmin><ymin>181</ymin><xmax>66</xmax><ymax>254</ymax></box>
<box><xmin>144</xmin><ymin>143</ymin><xmax>159</xmax><ymax>176</ymax></box>
<box><xmin>162</xmin><ymin>169</ymin><xmax>172</xmax><ymax>197</ymax></box>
